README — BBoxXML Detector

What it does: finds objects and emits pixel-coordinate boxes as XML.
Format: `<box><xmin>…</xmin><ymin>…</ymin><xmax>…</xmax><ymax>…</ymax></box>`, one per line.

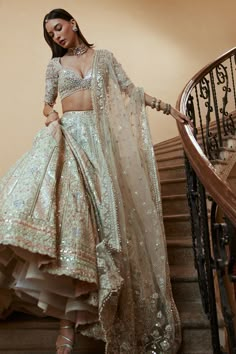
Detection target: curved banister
<box><xmin>176</xmin><ymin>47</ymin><xmax>236</xmax><ymax>227</ymax></box>
<box><xmin>179</xmin><ymin>47</ymin><xmax>236</xmax><ymax>103</ymax></box>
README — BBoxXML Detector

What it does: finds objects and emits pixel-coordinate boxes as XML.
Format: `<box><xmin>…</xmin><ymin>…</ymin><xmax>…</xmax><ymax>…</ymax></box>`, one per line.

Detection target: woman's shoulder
<box><xmin>96</xmin><ymin>49</ymin><xmax>115</xmax><ymax>63</ymax></box>
<box><xmin>99</xmin><ymin>48</ymin><xmax>112</xmax><ymax>53</ymax></box>
<box><xmin>46</xmin><ymin>57</ymin><xmax>60</xmax><ymax>72</ymax></box>
<box><xmin>47</xmin><ymin>57</ymin><xmax>60</xmax><ymax>65</ymax></box>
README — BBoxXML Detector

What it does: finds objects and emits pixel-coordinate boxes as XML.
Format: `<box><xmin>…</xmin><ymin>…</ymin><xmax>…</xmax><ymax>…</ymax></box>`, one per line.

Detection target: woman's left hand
<box><xmin>170</xmin><ymin>106</ymin><xmax>194</xmax><ymax>128</ymax></box>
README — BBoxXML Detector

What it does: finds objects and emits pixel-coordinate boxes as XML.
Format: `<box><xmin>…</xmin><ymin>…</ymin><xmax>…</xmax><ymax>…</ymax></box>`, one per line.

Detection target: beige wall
<box><xmin>0</xmin><ymin>0</ymin><xmax>236</xmax><ymax>175</ymax></box>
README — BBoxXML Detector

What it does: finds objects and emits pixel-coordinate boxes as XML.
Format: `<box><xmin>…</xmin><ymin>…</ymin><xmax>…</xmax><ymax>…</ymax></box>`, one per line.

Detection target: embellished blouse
<box><xmin>44</xmin><ymin>50</ymin><xmax>135</xmax><ymax>106</ymax></box>
<box><xmin>44</xmin><ymin>57</ymin><xmax>92</xmax><ymax>105</ymax></box>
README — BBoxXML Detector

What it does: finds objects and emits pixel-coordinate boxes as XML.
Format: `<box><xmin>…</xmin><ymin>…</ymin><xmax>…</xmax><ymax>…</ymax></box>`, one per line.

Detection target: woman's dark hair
<box><xmin>43</xmin><ymin>8</ymin><xmax>93</xmax><ymax>58</ymax></box>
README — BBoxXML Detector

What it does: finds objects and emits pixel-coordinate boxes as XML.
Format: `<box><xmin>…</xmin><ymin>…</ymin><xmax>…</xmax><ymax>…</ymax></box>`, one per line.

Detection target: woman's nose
<box><xmin>55</xmin><ymin>33</ymin><xmax>61</xmax><ymax>41</ymax></box>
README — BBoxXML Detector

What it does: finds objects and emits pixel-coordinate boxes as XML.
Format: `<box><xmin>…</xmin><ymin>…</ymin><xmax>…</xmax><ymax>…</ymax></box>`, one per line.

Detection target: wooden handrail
<box><xmin>178</xmin><ymin>47</ymin><xmax>236</xmax><ymax>106</ymax></box>
<box><xmin>176</xmin><ymin>47</ymin><xmax>236</xmax><ymax>227</ymax></box>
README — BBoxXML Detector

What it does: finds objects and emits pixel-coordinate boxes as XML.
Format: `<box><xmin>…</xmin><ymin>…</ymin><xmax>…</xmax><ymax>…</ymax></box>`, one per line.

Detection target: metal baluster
<box><xmin>195</xmin><ymin>86</ymin><xmax>207</xmax><ymax>153</ymax></box>
<box><xmin>210</xmin><ymin>70</ymin><xmax>222</xmax><ymax>148</ymax></box>
<box><xmin>215</xmin><ymin>63</ymin><xmax>232</xmax><ymax>137</ymax></box>
<box><xmin>199</xmin><ymin>76</ymin><xmax>219</xmax><ymax>160</ymax></box>
<box><xmin>185</xmin><ymin>157</ymin><xmax>209</xmax><ymax>313</ymax></box>
<box><xmin>229</xmin><ymin>56</ymin><xmax>236</xmax><ymax>109</ymax></box>
<box><xmin>211</xmin><ymin>208</ymin><xmax>236</xmax><ymax>353</ymax></box>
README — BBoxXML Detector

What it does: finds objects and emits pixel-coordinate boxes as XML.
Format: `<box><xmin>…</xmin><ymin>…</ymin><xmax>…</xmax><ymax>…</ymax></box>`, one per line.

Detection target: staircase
<box><xmin>155</xmin><ymin>137</ymin><xmax>214</xmax><ymax>354</ymax></box>
<box><xmin>156</xmin><ymin>126</ymin><xmax>236</xmax><ymax>354</ymax></box>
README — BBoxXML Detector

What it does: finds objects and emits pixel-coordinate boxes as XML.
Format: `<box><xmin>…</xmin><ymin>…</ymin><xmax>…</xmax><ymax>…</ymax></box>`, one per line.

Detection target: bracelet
<box><xmin>46</xmin><ymin>109</ymin><xmax>58</xmax><ymax>117</ymax></box>
<box><xmin>155</xmin><ymin>99</ymin><xmax>161</xmax><ymax>111</ymax></box>
<box><xmin>163</xmin><ymin>103</ymin><xmax>171</xmax><ymax>115</ymax></box>
<box><xmin>151</xmin><ymin>97</ymin><xmax>157</xmax><ymax>109</ymax></box>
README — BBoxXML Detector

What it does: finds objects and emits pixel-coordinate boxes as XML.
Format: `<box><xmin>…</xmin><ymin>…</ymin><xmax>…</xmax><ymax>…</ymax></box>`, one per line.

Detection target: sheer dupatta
<box><xmin>88</xmin><ymin>50</ymin><xmax>181</xmax><ymax>353</ymax></box>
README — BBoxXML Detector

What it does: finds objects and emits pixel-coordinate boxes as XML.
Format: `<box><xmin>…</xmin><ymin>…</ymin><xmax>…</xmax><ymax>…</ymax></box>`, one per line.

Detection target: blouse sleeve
<box><xmin>44</xmin><ymin>59</ymin><xmax>58</xmax><ymax>106</ymax></box>
<box><xmin>111</xmin><ymin>53</ymin><xmax>135</xmax><ymax>95</ymax></box>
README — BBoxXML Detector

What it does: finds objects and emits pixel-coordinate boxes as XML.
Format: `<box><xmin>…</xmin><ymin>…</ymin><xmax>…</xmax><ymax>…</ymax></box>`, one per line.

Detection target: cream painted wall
<box><xmin>0</xmin><ymin>0</ymin><xmax>236</xmax><ymax>175</ymax></box>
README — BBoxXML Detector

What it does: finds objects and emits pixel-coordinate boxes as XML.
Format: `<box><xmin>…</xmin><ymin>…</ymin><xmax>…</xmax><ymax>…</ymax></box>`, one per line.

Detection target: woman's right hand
<box><xmin>45</xmin><ymin>112</ymin><xmax>59</xmax><ymax>126</ymax></box>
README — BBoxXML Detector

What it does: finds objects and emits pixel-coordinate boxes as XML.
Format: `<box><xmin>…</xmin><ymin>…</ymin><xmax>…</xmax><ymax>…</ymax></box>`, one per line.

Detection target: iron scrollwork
<box><xmin>199</xmin><ymin>76</ymin><xmax>220</xmax><ymax>160</ymax></box>
<box><xmin>183</xmin><ymin>50</ymin><xmax>236</xmax><ymax>353</ymax></box>
<box><xmin>215</xmin><ymin>63</ymin><xmax>235</xmax><ymax>136</ymax></box>
<box><xmin>185</xmin><ymin>156</ymin><xmax>222</xmax><ymax>353</ymax></box>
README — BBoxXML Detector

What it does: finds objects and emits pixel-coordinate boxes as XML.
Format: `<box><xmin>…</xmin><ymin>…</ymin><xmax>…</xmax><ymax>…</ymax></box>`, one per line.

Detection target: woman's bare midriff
<box><xmin>62</xmin><ymin>90</ymin><xmax>93</xmax><ymax>112</ymax></box>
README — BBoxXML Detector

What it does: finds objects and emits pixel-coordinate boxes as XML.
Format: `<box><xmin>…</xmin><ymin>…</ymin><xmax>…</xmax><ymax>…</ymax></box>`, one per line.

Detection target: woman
<box><xmin>0</xmin><ymin>8</ymin><xmax>191</xmax><ymax>354</ymax></box>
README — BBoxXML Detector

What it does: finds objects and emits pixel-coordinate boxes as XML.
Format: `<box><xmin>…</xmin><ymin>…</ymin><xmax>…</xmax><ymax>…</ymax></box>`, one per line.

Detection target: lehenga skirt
<box><xmin>0</xmin><ymin>110</ymin><xmax>181</xmax><ymax>352</ymax></box>
<box><xmin>0</xmin><ymin>110</ymin><xmax>107</xmax><ymax>326</ymax></box>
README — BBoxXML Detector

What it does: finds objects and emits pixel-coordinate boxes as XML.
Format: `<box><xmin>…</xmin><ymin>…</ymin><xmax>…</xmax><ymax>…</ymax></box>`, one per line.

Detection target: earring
<box><xmin>72</xmin><ymin>25</ymin><xmax>78</xmax><ymax>32</ymax></box>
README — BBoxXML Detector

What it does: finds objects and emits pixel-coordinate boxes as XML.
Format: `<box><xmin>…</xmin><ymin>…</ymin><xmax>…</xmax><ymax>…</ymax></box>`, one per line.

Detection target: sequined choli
<box><xmin>44</xmin><ymin>57</ymin><xmax>93</xmax><ymax>103</ymax></box>
<box><xmin>0</xmin><ymin>49</ymin><xmax>181</xmax><ymax>353</ymax></box>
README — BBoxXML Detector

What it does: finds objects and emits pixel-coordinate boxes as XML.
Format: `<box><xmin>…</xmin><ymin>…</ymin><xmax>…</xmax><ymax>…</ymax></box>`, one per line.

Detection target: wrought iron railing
<box><xmin>176</xmin><ymin>47</ymin><xmax>236</xmax><ymax>354</ymax></box>
<box><xmin>186</xmin><ymin>51</ymin><xmax>236</xmax><ymax>160</ymax></box>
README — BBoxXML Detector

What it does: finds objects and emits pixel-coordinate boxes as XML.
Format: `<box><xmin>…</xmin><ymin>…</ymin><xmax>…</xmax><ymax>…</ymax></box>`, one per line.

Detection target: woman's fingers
<box><xmin>172</xmin><ymin>109</ymin><xmax>193</xmax><ymax>127</ymax></box>
<box><xmin>45</xmin><ymin>117</ymin><xmax>59</xmax><ymax>126</ymax></box>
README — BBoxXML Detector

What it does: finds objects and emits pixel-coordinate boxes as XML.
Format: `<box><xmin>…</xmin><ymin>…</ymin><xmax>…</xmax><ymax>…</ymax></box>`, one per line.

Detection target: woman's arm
<box><xmin>43</xmin><ymin>103</ymin><xmax>59</xmax><ymax>126</ymax></box>
<box><xmin>43</xmin><ymin>59</ymin><xmax>59</xmax><ymax>126</ymax></box>
<box><xmin>145</xmin><ymin>93</ymin><xmax>166</xmax><ymax>110</ymax></box>
<box><xmin>144</xmin><ymin>93</ymin><xmax>193</xmax><ymax>126</ymax></box>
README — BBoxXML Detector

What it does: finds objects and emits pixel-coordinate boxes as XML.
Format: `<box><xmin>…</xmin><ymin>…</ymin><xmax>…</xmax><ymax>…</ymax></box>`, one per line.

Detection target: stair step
<box><xmin>172</xmin><ymin>279</ymin><xmax>201</xmax><ymax>303</ymax></box>
<box><xmin>162</xmin><ymin>194</ymin><xmax>189</xmax><ymax>216</ymax></box>
<box><xmin>170</xmin><ymin>266</ymin><xmax>197</xmax><ymax>282</ymax></box>
<box><xmin>154</xmin><ymin>136</ymin><xmax>181</xmax><ymax>150</ymax></box>
<box><xmin>180</xmin><ymin>328</ymin><xmax>213</xmax><ymax>353</ymax></box>
<box><xmin>167</xmin><ymin>239</ymin><xmax>194</xmax><ymax>266</ymax></box>
<box><xmin>160</xmin><ymin>177</ymin><xmax>187</xmax><ymax>196</ymax></box>
<box><xmin>0</xmin><ymin>314</ymin><xmax>105</xmax><ymax>353</ymax></box>
<box><xmin>157</xmin><ymin>155</ymin><xmax>185</xmax><ymax>168</ymax></box>
<box><xmin>170</xmin><ymin>266</ymin><xmax>201</xmax><ymax>302</ymax></box>
<box><xmin>159</xmin><ymin>164</ymin><xmax>186</xmax><ymax>179</ymax></box>
<box><xmin>178</xmin><ymin>302</ymin><xmax>210</xmax><ymax>328</ymax></box>
<box><xmin>163</xmin><ymin>214</ymin><xmax>191</xmax><ymax>238</ymax></box>
<box><xmin>155</xmin><ymin>145</ymin><xmax>184</xmax><ymax>159</ymax></box>
<box><xmin>167</xmin><ymin>238</ymin><xmax>192</xmax><ymax>248</ymax></box>
<box><xmin>0</xmin><ymin>344</ymin><xmax>104</xmax><ymax>354</ymax></box>
<box><xmin>180</xmin><ymin>352</ymin><xmax>213</xmax><ymax>354</ymax></box>
<box><xmin>0</xmin><ymin>302</ymin><xmax>213</xmax><ymax>353</ymax></box>
<box><xmin>0</xmin><ymin>352</ymin><xmax>58</xmax><ymax>354</ymax></box>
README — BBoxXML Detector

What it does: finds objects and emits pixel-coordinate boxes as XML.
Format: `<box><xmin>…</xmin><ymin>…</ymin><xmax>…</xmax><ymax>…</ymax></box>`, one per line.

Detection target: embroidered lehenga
<box><xmin>0</xmin><ymin>49</ymin><xmax>181</xmax><ymax>353</ymax></box>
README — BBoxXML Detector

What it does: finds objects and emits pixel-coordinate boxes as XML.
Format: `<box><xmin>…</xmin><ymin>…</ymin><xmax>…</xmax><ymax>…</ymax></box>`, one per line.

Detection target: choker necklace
<box><xmin>67</xmin><ymin>43</ymin><xmax>88</xmax><ymax>56</ymax></box>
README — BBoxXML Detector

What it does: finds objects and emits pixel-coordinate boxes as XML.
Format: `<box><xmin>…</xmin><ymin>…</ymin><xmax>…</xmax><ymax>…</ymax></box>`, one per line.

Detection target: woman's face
<box><xmin>45</xmin><ymin>18</ymin><xmax>79</xmax><ymax>48</ymax></box>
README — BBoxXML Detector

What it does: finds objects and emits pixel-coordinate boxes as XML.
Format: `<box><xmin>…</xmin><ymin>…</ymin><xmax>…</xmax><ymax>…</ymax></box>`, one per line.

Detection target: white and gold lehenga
<box><xmin>0</xmin><ymin>50</ymin><xmax>181</xmax><ymax>353</ymax></box>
